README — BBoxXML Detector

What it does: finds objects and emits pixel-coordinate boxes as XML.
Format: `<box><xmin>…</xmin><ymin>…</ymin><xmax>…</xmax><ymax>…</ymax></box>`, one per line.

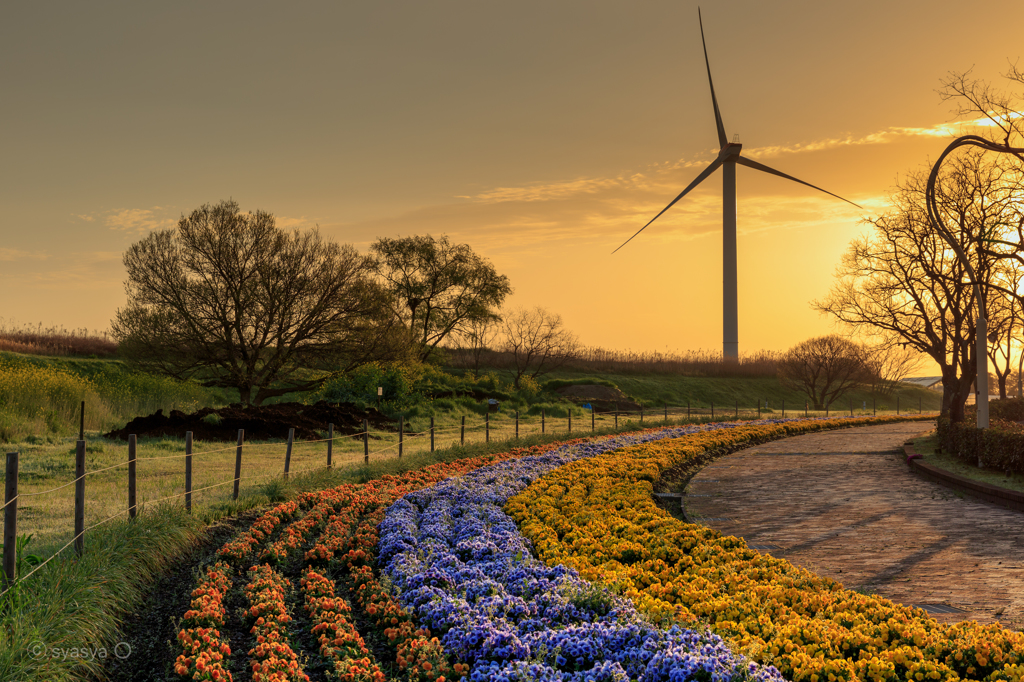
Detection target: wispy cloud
<box><xmin>0</xmin><ymin>248</ymin><xmax>49</xmax><ymax>261</ymax></box>
<box><xmin>461</xmin><ymin>116</ymin><xmax>1004</xmax><ymax>208</ymax></box>
<box><xmin>74</xmin><ymin>206</ymin><xmax>179</xmax><ymax>233</ymax></box>
<box><xmin>103</xmin><ymin>207</ymin><xmax>178</xmax><ymax>233</ymax></box>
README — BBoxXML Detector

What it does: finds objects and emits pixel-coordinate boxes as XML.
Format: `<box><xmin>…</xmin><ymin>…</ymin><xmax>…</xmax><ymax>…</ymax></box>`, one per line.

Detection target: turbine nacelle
<box><xmin>719</xmin><ymin>142</ymin><xmax>743</xmax><ymax>160</ymax></box>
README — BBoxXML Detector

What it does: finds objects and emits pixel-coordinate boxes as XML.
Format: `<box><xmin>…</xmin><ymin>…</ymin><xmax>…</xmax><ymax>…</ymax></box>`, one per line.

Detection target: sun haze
<box><xmin>1</xmin><ymin>0</ymin><xmax>1020</xmax><ymax>355</ymax></box>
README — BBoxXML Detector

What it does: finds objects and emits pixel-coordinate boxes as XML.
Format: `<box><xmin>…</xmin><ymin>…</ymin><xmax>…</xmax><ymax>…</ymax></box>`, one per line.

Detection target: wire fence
<box><xmin>1</xmin><ymin>395</ymin><xmax>936</xmax><ymax>595</ymax></box>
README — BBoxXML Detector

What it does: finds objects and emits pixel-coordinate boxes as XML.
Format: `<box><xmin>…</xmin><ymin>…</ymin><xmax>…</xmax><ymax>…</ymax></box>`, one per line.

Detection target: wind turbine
<box><xmin>614</xmin><ymin>9</ymin><xmax>861</xmax><ymax>360</ymax></box>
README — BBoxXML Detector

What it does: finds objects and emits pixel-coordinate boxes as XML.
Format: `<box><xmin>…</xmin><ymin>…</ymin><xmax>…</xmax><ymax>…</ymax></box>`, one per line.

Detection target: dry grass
<box><xmin>446</xmin><ymin>346</ymin><xmax>783</xmax><ymax>377</ymax></box>
<box><xmin>0</xmin><ymin>321</ymin><xmax>118</xmax><ymax>358</ymax></box>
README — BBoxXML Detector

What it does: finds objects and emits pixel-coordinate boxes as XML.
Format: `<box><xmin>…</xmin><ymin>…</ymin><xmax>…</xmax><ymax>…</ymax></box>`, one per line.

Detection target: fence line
<box><xmin>2</xmin><ymin>402</ymin><xmax>938</xmax><ymax>591</ymax></box>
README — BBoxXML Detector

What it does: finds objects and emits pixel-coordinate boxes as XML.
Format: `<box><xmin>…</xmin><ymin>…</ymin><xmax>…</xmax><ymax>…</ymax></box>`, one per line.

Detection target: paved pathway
<box><xmin>684</xmin><ymin>421</ymin><xmax>1024</xmax><ymax>630</ymax></box>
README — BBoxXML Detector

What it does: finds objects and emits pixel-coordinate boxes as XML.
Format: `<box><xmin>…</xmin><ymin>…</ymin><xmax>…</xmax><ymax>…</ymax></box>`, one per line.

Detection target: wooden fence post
<box><xmin>233</xmin><ymin>429</ymin><xmax>244</xmax><ymax>501</ymax></box>
<box><xmin>184</xmin><ymin>431</ymin><xmax>192</xmax><ymax>513</ymax></box>
<box><xmin>664</xmin><ymin>402</ymin><xmax>668</xmax><ymax>422</ymax></box>
<box><xmin>460</xmin><ymin>416</ymin><xmax>465</xmax><ymax>445</ymax></box>
<box><xmin>284</xmin><ymin>428</ymin><xmax>294</xmax><ymax>480</ymax></box>
<box><xmin>568</xmin><ymin>410</ymin><xmax>571</xmax><ymax>433</ymax></box>
<box><xmin>79</xmin><ymin>401</ymin><xmax>85</xmax><ymax>441</ymax></box>
<box><xmin>541</xmin><ymin>409</ymin><xmax>545</xmax><ymax>434</ymax></box>
<box><xmin>3</xmin><ymin>452</ymin><xmax>18</xmax><ymax>588</ymax></box>
<box><xmin>485</xmin><ymin>413</ymin><xmax>489</xmax><ymax>443</ymax></box>
<box><xmin>873</xmin><ymin>397</ymin><xmax>876</xmax><ymax>415</ymax></box>
<box><xmin>363</xmin><ymin>419</ymin><xmax>369</xmax><ymax>464</ymax></box>
<box><xmin>782</xmin><ymin>400</ymin><xmax>785</xmax><ymax>418</ymax></box>
<box><xmin>826</xmin><ymin>402</ymin><xmax>829</xmax><ymax>417</ymax></box>
<box><xmin>327</xmin><ymin>423</ymin><xmax>334</xmax><ymax>468</ymax></box>
<box><xmin>711</xmin><ymin>401</ymin><xmax>714</xmax><ymax>419</ymax></box>
<box><xmin>805</xmin><ymin>401</ymin><xmax>808</xmax><ymax>417</ymax></box>
<box><xmin>515</xmin><ymin>411</ymin><xmax>519</xmax><ymax>439</ymax></box>
<box><xmin>399</xmin><ymin>417</ymin><xmax>404</xmax><ymax>457</ymax></box>
<box><xmin>75</xmin><ymin>439</ymin><xmax>85</xmax><ymax>556</ymax></box>
<box><xmin>592</xmin><ymin>408</ymin><xmax>595</xmax><ymax>431</ymax></box>
<box><xmin>128</xmin><ymin>434</ymin><xmax>137</xmax><ymax>519</ymax></box>
<box><xmin>430</xmin><ymin>416</ymin><xmax>435</xmax><ymax>452</ymax></box>
<box><xmin>614</xmin><ymin>409</ymin><xmax>618</xmax><ymax>429</ymax></box>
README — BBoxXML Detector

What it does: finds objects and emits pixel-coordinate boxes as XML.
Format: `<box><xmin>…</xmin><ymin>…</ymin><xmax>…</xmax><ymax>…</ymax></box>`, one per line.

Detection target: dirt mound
<box><xmin>104</xmin><ymin>401</ymin><xmax>394</xmax><ymax>442</ymax></box>
<box><xmin>554</xmin><ymin>384</ymin><xmax>640</xmax><ymax>412</ymax></box>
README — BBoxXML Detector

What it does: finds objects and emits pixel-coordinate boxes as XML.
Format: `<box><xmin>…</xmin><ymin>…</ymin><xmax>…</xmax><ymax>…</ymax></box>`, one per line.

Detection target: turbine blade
<box><xmin>699</xmin><ymin>8</ymin><xmax>728</xmax><ymax>148</ymax></box>
<box><xmin>735</xmin><ymin>155</ymin><xmax>863</xmax><ymax>209</ymax></box>
<box><xmin>613</xmin><ymin>157</ymin><xmax>724</xmax><ymax>254</ymax></box>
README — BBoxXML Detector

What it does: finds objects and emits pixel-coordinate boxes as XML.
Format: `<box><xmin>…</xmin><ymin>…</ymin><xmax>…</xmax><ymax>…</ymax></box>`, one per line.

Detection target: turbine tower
<box><xmin>614</xmin><ymin>9</ymin><xmax>861</xmax><ymax>360</ymax></box>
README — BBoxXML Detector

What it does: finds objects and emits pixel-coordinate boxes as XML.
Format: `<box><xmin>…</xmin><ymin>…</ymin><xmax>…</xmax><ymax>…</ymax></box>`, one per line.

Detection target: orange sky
<box><xmin>2</xmin><ymin>1</ymin><xmax>1022</xmax><ymax>364</ymax></box>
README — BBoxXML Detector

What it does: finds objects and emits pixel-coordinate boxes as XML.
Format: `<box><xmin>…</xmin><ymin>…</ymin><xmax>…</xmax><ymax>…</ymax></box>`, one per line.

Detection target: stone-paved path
<box><xmin>684</xmin><ymin>421</ymin><xmax>1024</xmax><ymax>630</ymax></box>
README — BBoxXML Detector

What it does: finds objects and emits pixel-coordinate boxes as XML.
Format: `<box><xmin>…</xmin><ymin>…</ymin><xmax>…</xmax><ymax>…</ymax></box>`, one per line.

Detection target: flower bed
<box><xmin>377</xmin><ymin>421</ymin><xmax>838</xmax><ymax>681</ymax></box>
<box><xmin>505</xmin><ymin>418</ymin><xmax>1024</xmax><ymax>682</ymax></box>
<box><xmin>175</xmin><ymin>438</ymin><xmax>594</xmax><ymax>681</ymax></box>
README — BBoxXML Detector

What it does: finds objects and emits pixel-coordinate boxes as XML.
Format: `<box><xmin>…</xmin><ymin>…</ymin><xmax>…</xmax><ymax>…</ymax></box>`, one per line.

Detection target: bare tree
<box><xmin>455</xmin><ymin>316</ymin><xmax>500</xmax><ymax>377</ymax></box>
<box><xmin>777</xmin><ymin>335</ymin><xmax>869</xmax><ymax>410</ymax></box>
<box><xmin>112</xmin><ymin>200</ymin><xmax>406</xmax><ymax>406</ymax></box>
<box><xmin>499</xmin><ymin>307</ymin><xmax>580</xmax><ymax>389</ymax></box>
<box><xmin>815</xmin><ymin>150</ymin><xmax>1007</xmax><ymax>422</ymax></box>
<box><xmin>862</xmin><ymin>340</ymin><xmax>924</xmax><ymax>396</ymax></box>
<box><xmin>370</xmin><ymin>234</ymin><xmax>512</xmax><ymax>362</ymax></box>
<box><xmin>986</xmin><ymin>262</ymin><xmax>1024</xmax><ymax>399</ymax></box>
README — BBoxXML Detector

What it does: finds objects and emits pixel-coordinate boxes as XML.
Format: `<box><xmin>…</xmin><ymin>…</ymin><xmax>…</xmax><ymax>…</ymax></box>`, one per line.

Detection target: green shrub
<box><xmin>937</xmin><ymin>415</ymin><xmax>1024</xmax><ymax>474</ymax></box>
<box><xmin>310</xmin><ymin>361</ymin><xmax>423</xmax><ymax>408</ymax></box>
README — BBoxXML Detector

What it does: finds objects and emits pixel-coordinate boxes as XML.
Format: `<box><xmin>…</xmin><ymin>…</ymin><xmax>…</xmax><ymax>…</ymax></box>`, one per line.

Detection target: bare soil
<box><xmin>104</xmin><ymin>401</ymin><xmax>395</xmax><ymax>442</ymax></box>
<box><xmin>554</xmin><ymin>384</ymin><xmax>640</xmax><ymax>412</ymax></box>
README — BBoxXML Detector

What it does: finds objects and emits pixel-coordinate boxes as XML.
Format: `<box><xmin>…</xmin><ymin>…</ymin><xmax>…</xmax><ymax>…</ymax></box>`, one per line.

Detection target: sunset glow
<box><xmin>1</xmin><ymin>1</ymin><xmax>1021</xmax><ymax>356</ymax></box>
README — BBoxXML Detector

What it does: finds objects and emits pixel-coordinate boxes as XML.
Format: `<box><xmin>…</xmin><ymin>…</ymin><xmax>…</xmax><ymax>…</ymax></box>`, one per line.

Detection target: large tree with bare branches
<box><xmin>112</xmin><ymin>200</ymin><xmax>406</xmax><ymax>406</ymax></box>
<box><xmin>815</xmin><ymin>150</ymin><xmax>1009</xmax><ymax>421</ymax></box>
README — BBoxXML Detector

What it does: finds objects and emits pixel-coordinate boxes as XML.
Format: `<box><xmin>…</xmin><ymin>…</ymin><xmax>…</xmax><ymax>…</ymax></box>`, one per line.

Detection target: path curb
<box><xmin>905</xmin><ymin>443</ymin><xmax>1024</xmax><ymax>513</ymax></box>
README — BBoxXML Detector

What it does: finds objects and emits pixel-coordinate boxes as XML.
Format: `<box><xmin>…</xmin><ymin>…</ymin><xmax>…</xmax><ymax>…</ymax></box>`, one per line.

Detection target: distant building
<box><xmin>901</xmin><ymin>376</ymin><xmax>943</xmax><ymax>390</ymax></box>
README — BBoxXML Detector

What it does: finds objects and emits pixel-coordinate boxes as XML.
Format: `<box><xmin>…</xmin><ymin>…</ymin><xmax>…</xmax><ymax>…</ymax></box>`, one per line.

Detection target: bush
<box><xmin>311</xmin><ymin>362</ymin><xmax>423</xmax><ymax>408</ymax></box>
<box><xmin>936</xmin><ymin>414</ymin><xmax>1024</xmax><ymax>474</ymax></box>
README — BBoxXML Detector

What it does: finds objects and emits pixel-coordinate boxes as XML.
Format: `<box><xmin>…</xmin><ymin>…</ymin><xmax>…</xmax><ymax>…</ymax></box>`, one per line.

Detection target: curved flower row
<box><xmin>505</xmin><ymin>418</ymin><xmax>1024</xmax><ymax>682</ymax></box>
<box><xmin>377</xmin><ymin>420</ymin><xmax>841</xmax><ymax>681</ymax></box>
<box><xmin>301</xmin><ymin>568</ymin><xmax>386</xmax><ymax>682</ymax></box>
<box><xmin>219</xmin><ymin>501</ymin><xmax>300</xmax><ymax>564</ymax></box>
<box><xmin>174</xmin><ymin>561</ymin><xmax>235</xmax><ymax>681</ymax></box>
<box><xmin>245</xmin><ymin>564</ymin><xmax>309</xmax><ymax>682</ymax></box>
